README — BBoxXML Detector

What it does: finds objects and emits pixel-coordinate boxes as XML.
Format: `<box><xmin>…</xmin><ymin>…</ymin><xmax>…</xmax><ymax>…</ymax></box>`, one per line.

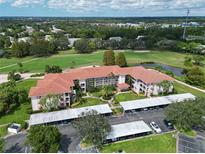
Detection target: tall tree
<box><xmin>186</xmin><ymin>67</ymin><xmax>205</xmax><ymax>86</ymax></box>
<box><xmin>26</xmin><ymin>125</ymin><xmax>61</xmax><ymax>153</ymax></box>
<box><xmin>39</xmin><ymin>94</ymin><xmax>60</xmax><ymax>111</ymax></box>
<box><xmin>12</xmin><ymin>41</ymin><xmax>30</xmax><ymax>58</ymax></box>
<box><xmin>103</xmin><ymin>50</ymin><xmax>115</xmax><ymax>66</ymax></box>
<box><xmin>72</xmin><ymin>110</ymin><xmax>111</xmax><ymax>149</ymax></box>
<box><xmin>45</xmin><ymin>65</ymin><xmax>62</xmax><ymax>73</ymax></box>
<box><xmin>165</xmin><ymin>98</ymin><xmax>205</xmax><ymax>131</ymax></box>
<box><xmin>115</xmin><ymin>52</ymin><xmax>127</xmax><ymax>67</ymax></box>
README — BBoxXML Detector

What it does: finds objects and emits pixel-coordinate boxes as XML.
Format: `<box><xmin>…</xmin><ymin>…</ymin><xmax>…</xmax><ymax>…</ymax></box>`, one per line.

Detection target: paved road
<box><xmin>4</xmin><ymin>132</ymin><xmax>28</xmax><ymax>153</ymax></box>
<box><xmin>0</xmin><ymin>73</ymin><xmax>40</xmax><ymax>84</ymax></box>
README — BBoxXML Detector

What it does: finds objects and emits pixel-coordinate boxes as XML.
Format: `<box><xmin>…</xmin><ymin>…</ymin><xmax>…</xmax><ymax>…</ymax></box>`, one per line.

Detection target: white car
<box><xmin>150</xmin><ymin>122</ymin><xmax>162</xmax><ymax>133</ymax></box>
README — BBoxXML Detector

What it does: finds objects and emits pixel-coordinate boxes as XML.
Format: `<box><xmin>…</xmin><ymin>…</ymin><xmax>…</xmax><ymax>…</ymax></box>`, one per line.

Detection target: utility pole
<box><xmin>182</xmin><ymin>9</ymin><xmax>190</xmax><ymax>39</ymax></box>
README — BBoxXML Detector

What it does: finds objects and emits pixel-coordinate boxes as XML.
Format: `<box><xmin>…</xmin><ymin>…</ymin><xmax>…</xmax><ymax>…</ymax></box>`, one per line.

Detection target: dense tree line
<box><xmin>1</xmin><ymin>19</ymin><xmax>205</xmax><ymax>58</ymax></box>
<box><xmin>11</xmin><ymin>39</ymin><xmax>57</xmax><ymax>57</ymax></box>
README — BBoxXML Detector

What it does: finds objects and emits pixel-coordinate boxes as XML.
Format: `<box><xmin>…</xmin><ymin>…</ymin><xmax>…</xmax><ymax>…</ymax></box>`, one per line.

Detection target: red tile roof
<box><xmin>29</xmin><ymin>66</ymin><xmax>174</xmax><ymax>97</ymax></box>
<box><xmin>117</xmin><ymin>83</ymin><xmax>130</xmax><ymax>90</ymax></box>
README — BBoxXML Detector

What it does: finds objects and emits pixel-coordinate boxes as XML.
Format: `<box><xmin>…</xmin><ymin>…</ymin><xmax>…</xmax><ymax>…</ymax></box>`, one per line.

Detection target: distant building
<box><xmin>0</xmin><ymin>32</ymin><xmax>5</xmax><ymax>36</ymax></box>
<box><xmin>181</xmin><ymin>22</ymin><xmax>200</xmax><ymax>27</ymax></box>
<box><xmin>8</xmin><ymin>36</ymin><xmax>15</xmax><ymax>44</ymax></box>
<box><xmin>51</xmin><ymin>25</ymin><xmax>64</xmax><ymax>33</ymax></box>
<box><xmin>109</xmin><ymin>37</ymin><xmax>122</xmax><ymax>42</ymax></box>
<box><xmin>45</xmin><ymin>35</ymin><xmax>53</xmax><ymax>41</ymax></box>
<box><xmin>18</xmin><ymin>37</ymin><xmax>31</xmax><ymax>43</ymax></box>
<box><xmin>68</xmin><ymin>38</ymin><xmax>81</xmax><ymax>47</ymax></box>
<box><xmin>25</xmin><ymin>25</ymin><xmax>34</xmax><ymax>34</ymax></box>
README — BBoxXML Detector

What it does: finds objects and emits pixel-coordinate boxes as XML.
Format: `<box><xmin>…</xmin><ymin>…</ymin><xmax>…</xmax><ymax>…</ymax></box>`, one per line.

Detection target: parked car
<box><xmin>150</xmin><ymin>122</ymin><xmax>162</xmax><ymax>133</ymax></box>
<box><xmin>164</xmin><ymin>119</ymin><xmax>174</xmax><ymax>129</ymax></box>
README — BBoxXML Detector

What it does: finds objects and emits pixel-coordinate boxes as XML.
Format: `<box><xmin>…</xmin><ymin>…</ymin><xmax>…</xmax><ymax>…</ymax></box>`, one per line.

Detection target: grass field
<box><xmin>174</xmin><ymin>82</ymin><xmax>205</xmax><ymax>97</ymax></box>
<box><xmin>71</xmin><ymin>97</ymin><xmax>104</xmax><ymax>108</ymax></box>
<box><xmin>115</xmin><ymin>91</ymin><xmax>146</xmax><ymax>103</ymax></box>
<box><xmin>101</xmin><ymin>132</ymin><xmax>176</xmax><ymax>153</ymax></box>
<box><xmin>0</xmin><ymin>125</ymin><xmax>8</xmax><ymax>137</ymax></box>
<box><xmin>0</xmin><ymin>79</ymin><xmax>37</xmax><ymax>126</ymax></box>
<box><xmin>1</xmin><ymin>50</ymin><xmax>201</xmax><ymax>73</ymax></box>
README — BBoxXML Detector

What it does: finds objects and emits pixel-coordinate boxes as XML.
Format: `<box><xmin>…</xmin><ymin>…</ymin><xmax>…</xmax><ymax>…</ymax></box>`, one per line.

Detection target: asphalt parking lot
<box><xmin>109</xmin><ymin>109</ymin><xmax>174</xmax><ymax>133</ymax></box>
<box><xmin>3</xmin><ymin>109</ymin><xmax>173</xmax><ymax>153</ymax></box>
<box><xmin>178</xmin><ymin>134</ymin><xmax>205</xmax><ymax>153</ymax></box>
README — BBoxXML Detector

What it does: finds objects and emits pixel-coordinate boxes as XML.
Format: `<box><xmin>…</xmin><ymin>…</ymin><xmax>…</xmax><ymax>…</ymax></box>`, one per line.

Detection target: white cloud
<box><xmin>47</xmin><ymin>0</ymin><xmax>205</xmax><ymax>12</ymax></box>
<box><xmin>0</xmin><ymin>0</ymin><xmax>7</xmax><ymax>4</ymax></box>
<box><xmin>1</xmin><ymin>0</ymin><xmax>205</xmax><ymax>13</ymax></box>
<box><xmin>47</xmin><ymin>0</ymin><xmax>110</xmax><ymax>12</ymax></box>
<box><xmin>12</xmin><ymin>0</ymin><xmax>44</xmax><ymax>7</ymax></box>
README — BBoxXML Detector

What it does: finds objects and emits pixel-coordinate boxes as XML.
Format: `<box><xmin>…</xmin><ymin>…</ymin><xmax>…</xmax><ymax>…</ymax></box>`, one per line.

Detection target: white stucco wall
<box><xmin>118</xmin><ymin>75</ymin><xmax>126</xmax><ymax>84</ymax></box>
<box><xmin>31</xmin><ymin>96</ymin><xmax>41</xmax><ymax>111</ymax></box>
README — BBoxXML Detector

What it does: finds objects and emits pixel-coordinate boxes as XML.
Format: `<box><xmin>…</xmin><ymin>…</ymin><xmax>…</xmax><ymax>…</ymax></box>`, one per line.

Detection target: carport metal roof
<box><xmin>106</xmin><ymin>121</ymin><xmax>152</xmax><ymax>140</ymax></box>
<box><xmin>29</xmin><ymin>104</ymin><xmax>112</xmax><ymax>126</ymax></box>
<box><xmin>120</xmin><ymin>93</ymin><xmax>196</xmax><ymax>111</ymax></box>
<box><xmin>165</xmin><ymin>93</ymin><xmax>196</xmax><ymax>102</ymax></box>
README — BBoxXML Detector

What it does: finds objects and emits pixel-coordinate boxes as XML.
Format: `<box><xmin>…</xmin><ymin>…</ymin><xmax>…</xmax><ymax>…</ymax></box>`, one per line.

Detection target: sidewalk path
<box><xmin>0</xmin><ymin>58</ymin><xmax>40</xmax><ymax>70</ymax></box>
<box><xmin>0</xmin><ymin>73</ymin><xmax>43</xmax><ymax>84</ymax></box>
<box><xmin>175</xmin><ymin>79</ymin><xmax>205</xmax><ymax>94</ymax></box>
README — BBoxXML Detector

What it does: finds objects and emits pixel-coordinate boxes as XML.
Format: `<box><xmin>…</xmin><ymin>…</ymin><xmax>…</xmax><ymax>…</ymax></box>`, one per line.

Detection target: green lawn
<box><xmin>174</xmin><ymin>82</ymin><xmax>205</xmax><ymax>97</ymax></box>
<box><xmin>16</xmin><ymin>79</ymin><xmax>38</xmax><ymax>91</ymax></box>
<box><xmin>0</xmin><ymin>125</ymin><xmax>8</xmax><ymax>137</ymax></box>
<box><xmin>101</xmin><ymin>132</ymin><xmax>176</xmax><ymax>153</ymax></box>
<box><xmin>0</xmin><ymin>103</ymin><xmax>31</xmax><ymax>125</ymax></box>
<box><xmin>1</xmin><ymin>50</ymin><xmax>202</xmax><ymax>73</ymax></box>
<box><xmin>115</xmin><ymin>91</ymin><xmax>146</xmax><ymax>103</ymax></box>
<box><xmin>0</xmin><ymin>79</ymin><xmax>37</xmax><ymax>125</ymax></box>
<box><xmin>181</xmin><ymin>130</ymin><xmax>197</xmax><ymax>137</ymax></box>
<box><xmin>71</xmin><ymin>97</ymin><xmax>104</xmax><ymax>108</ymax></box>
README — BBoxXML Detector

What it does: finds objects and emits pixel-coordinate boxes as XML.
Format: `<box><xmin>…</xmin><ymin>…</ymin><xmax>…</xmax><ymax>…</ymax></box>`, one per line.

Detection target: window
<box><xmin>37</xmin><ymin>96</ymin><xmax>41</xmax><ymax>99</ymax></box>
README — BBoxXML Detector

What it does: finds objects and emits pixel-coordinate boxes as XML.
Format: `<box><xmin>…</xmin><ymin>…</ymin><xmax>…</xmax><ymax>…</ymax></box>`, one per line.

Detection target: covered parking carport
<box><xmin>106</xmin><ymin>121</ymin><xmax>152</xmax><ymax>143</ymax></box>
<box><xmin>120</xmin><ymin>93</ymin><xmax>195</xmax><ymax>113</ymax></box>
<box><xmin>29</xmin><ymin>104</ymin><xmax>112</xmax><ymax>126</ymax></box>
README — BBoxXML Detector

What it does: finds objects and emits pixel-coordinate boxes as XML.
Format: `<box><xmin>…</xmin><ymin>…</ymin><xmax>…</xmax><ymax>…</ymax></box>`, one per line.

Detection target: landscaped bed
<box><xmin>71</xmin><ymin>97</ymin><xmax>104</xmax><ymax>108</ymax></box>
<box><xmin>114</xmin><ymin>91</ymin><xmax>146</xmax><ymax>103</ymax></box>
<box><xmin>101</xmin><ymin>132</ymin><xmax>176</xmax><ymax>153</ymax></box>
<box><xmin>112</xmin><ymin>108</ymin><xmax>123</xmax><ymax>115</ymax></box>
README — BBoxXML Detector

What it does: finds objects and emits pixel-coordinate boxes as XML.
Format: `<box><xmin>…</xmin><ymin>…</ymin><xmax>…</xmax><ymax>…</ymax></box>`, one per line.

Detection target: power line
<box><xmin>182</xmin><ymin>9</ymin><xmax>190</xmax><ymax>40</ymax></box>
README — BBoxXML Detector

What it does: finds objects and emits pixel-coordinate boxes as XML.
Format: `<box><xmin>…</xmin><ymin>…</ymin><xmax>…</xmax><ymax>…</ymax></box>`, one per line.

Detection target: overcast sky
<box><xmin>0</xmin><ymin>0</ymin><xmax>205</xmax><ymax>17</ymax></box>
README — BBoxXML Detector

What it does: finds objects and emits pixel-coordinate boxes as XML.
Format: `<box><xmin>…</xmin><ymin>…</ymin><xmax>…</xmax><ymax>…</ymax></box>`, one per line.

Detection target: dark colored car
<box><xmin>164</xmin><ymin>119</ymin><xmax>174</xmax><ymax>129</ymax></box>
